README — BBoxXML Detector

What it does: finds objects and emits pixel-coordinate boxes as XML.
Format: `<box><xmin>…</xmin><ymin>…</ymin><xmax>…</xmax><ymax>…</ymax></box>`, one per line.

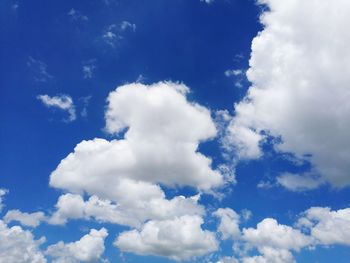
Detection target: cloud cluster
<box><xmin>46</xmin><ymin>228</ymin><xmax>108</xmax><ymax>263</ymax></box>
<box><xmin>0</xmin><ymin>220</ymin><xmax>46</xmax><ymax>263</ymax></box>
<box><xmin>48</xmin><ymin>82</ymin><xmax>222</xmax><ymax>260</ymax></box>
<box><xmin>115</xmin><ymin>215</ymin><xmax>218</xmax><ymax>261</ymax></box>
<box><xmin>224</xmin><ymin>0</ymin><xmax>350</xmax><ymax>189</ymax></box>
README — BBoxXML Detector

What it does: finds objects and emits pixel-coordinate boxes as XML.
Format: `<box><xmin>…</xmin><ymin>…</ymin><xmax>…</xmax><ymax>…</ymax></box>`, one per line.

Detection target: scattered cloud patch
<box><xmin>27</xmin><ymin>57</ymin><xmax>53</xmax><ymax>82</ymax></box>
<box><xmin>4</xmin><ymin>210</ymin><xmax>46</xmax><ymax>228</ymax></box>
<box><xmin>37</xmin><ymin>94</ymin><xmax>76</xmax><ymax>122</ymax></box>
<box><xmin>46</xmin><ymin>228</ymin><xmax>108</xmax><ymax>263</ymax></box>
<box><xmin>115</xmin><ymin>215</ymin><xmax>218</xmax><ymax>261</ymax></box>
<box><xmin>277</xmin><ymin>173</ymin><xmax>324</xmax><ymax>192</ymax></box>
<box><xmin>213</xmin><ymin>208</ymin><xmax>241</xmax><ymax>240</ymax></box>
<box><xmin>82</xmin><ymin>59</ymin><xmax>96</xmax><ymax>79</ymax></box>
<box><xmin>0</xmin><ymin>220</ymin><xmax>46</xmax><ymax>263</ymax></box>
<box><xmin>102</xmin><ymin>21</ymin><xmax>136</xmax><ymax>47</ymax></box>
<box><xmin>67</xmin><ymin>8</ymin><xmax>88</xmax><ymax>22</ymax></box>
<box><xmin>0</xmin><ymin>189</ymin><xmax>8</xmax><ymax>213</ymax></box>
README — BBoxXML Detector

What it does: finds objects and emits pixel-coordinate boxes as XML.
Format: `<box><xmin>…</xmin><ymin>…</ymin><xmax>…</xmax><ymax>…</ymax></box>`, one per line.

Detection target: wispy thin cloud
<box><xmin>102</xmin><ymin>21</ymin><xmax>136</xmax><ymax>47</ymax></box>
<box><xmin>224</xmin><ymin>69</ymin><xmax>246</xmax><ymax>88</ymax></box>
<box><xmin>37</xmin><ymin>94</ymin><xmax>76</xmax><ymax>122</ymax></box>
<box><xmin>82</xmin><ymin>59</ymin><xmax>97</xmax><ymax>79</ymax></box>
<box><xmin>27</xmin><ymin>56</ymin><xmax>53</xmax><ymax>82</ymax></box>
<box><xmin>68</xmin><ymin>8</ymin><xmax>88</xmax><ymax>22</ymax></box>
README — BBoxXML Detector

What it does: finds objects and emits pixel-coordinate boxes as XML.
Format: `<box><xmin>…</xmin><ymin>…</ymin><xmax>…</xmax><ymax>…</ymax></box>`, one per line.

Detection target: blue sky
<box><xmin>1</xmin><ymin>0</ymin><xmax>350</xmax><ymax>262</ymax></box>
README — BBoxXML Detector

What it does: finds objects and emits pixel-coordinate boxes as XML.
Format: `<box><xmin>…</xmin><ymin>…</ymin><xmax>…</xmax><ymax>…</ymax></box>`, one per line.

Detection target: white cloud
<box><xmin>50</xmin><ymin>82</ymin><xmax>222</xmax><ymax>197</ymax></box>
<box><xmin>213</xmin><ymin>208</ymin><xmax>240</xmax><ymax>240</ymax></box>
<box><xmin>102</xmin><ymin>21</ymin><xmax>136</xmax><ymax>47</ymax></box>
<box><xmin>49</xmin><ymin>192</ymin><xmax>204</xmax><ymax>229</ymax></box>
<box><xmin>68</xmin><ymin>8</ymin><xmax>88</xmax><ymax>22</ymax></box>
<box><xmin>200</xmin><ymin>0</ymin><xmax>215</xmax><ymax>4</ymax></box>
<box><xmin>224</xmin><ymin>69</ymin><xmax>243</xmax><ymax>77</ymax></box>
<box><xmin>120</xmin><ymin>21</ymin><xmax>136</xmax><ymax>32</ymax></box>
<box><xmin>27</xmin><ymin>57</ymin><xmax>53</xmax><ymax>82</ymax></box>
<box><xmin>243</xmin><ymin>218</ymin><xmax>312</xmax><ymax>251</ymax></box>
<box><xmin>216</xmin><ymin>257</ymin><xmax>240</xmax><ymax>263</ymax></box>
<box><xmin>297</xmin><ymin>207</ymin><xmax>350</xmax><ymax>246</ymax></box>
<box><xmin>46</xmin><ymin>228</ymin><xmax>108</xmax><ymax>263</ymax></box>
<box><xmin>115</xmin><ymin>215</ymin><xmax>218</xmax><ymax>261</ymax></box>
<box><xmin>0</xmin><ymin>189</ymin><xmax>8</xmax><ymax>213</ymax></box>
<box><xmin>241</xmin><ymin>218</ymin><xmax>312</xmax><ymax>263</ymax></box>
<box><xmin>224</xmin><ymin>0</ymin><xmax>350</xmax><ymax>189</ymax></box>
<box><xmin>277</xmin><ymin>173</ymin><xmax>324</xmax><ymax>191</ymax></box>
<box><xmin>241</xmin><ymin>209</ymin><xmax>252</xmax><ymax>221</ymax></box>
<box><xmin>242</xmin><ymin>247</ymin><xmax>295</xmax><ymax>263</ymax></box>
<box><xmin>37</xmin><ymin>94</ymin><xmax>76</xmax><ymax>122</ymax></box>
<box><xmin>0</xmin><ymin>220</ymin><xmax>46</xmax><ymax>263</ymax></box>
<box><xmin>82</xmin><ymin>60</ymin><xmax>96</xmax><ymax>79</ymax></box>
<box><xmin>4</xmin><ymin>210</ymin><xmax>46</xmax><ymax>228</ymax></box>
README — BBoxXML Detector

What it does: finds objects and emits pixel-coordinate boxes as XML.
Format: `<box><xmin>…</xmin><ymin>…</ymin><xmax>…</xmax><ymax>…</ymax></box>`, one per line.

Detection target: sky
<box><xmin>1</xmin><ymin>0</ymin><xmax>350</xmax><ymax>262</ymax></box>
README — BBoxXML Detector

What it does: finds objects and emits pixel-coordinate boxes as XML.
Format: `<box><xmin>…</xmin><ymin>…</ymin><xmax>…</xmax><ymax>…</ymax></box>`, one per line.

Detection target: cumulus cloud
<box><xmin>46</xmin><ymin>228</ymin><xmax>108</xmax><ymax>263</ymax></box>
<box><xmin>213</xmin><ymin>208</ymin><xmax>240</xmax><ymax>240</ymax></box>
<box><xmin>241</xmin><ymin>218</ymin><xmax>312</xmax><ymax>263</ymax></box>
<box><xmin>0</xmin><ymin>220</ymin><xmax>46</xmax><ymax>263</ymax></box>
<box><xmin>4</xmin><ymin>210</ymin><xmax>46</xmax><ymax>228</ymax></box>
<box><xmin>49</xmin><ymin>192</ymin><xmax>203</xmax><ymax>228</ymax></box>
<box><xmin>50</xmin><ymin>82</ymin><xmax>222</xmax><ymax>196</ymax></box>
<box><xmin>297</xmin><ymin>207</ymin><xmax>350</xmax><ymax>246</ymax></box>
<box><xmin>37</xmin><ymin>94</ymin><xmax>76</xmax><ymax>122</ymax></box>
<box><xmin>115</xmin><ymin>215</ymin><xmax>218</xmax><ymax>261</ymax></box>
<box><xmin>224</xmin><ymin>0</ymin><xmax>350</xmax><ymax>189</ymax></box>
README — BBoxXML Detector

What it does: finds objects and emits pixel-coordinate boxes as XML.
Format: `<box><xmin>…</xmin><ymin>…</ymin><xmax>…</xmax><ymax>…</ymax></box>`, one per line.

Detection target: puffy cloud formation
<box><xmin>297</xmin><ymin>207</ymin><xmax>350</xmax><ymax>246</ymax></box>
<box><xmin>243</xmin><ymin>218</ymin><xmax>312</xmax><ymax>251</ymax></box>
<box><xmin>241</xmin><ymin>218</ymin><xmax>312</xmax><ymax>263</ymax></box>
<box><xmin>37</xmin><ymin>94</ymin><xmax>76</xmax><ymax>122</ymax></box>
<box><xmin>46</xmin><ymin>228</ymin><xmax>108</xmax><ymax>263</ymax></box>
<box><xmin>49</xmin><ymin>193</ymin><xmax>203</xmax><ymax>228</ymax></box>
<box><xmin>225</xmin><ymin>0</ymin><xmax>350</xmax><ymax>188</ymax></box>
<box><xmin>115</xmin><ymin>215</ymin><xmax>218</xmax><ymax>261</ymax></box>
<box><xmin>0</xmin><ymin>220</ymin><xmax>46</xmax><ymax>263</ymax></box>
<box><xmin>47</xmin><ymin>82</ymin><xmax>222</xmax><ymax>260</ymax></box>
<box><xmin>50</xmin><ymin>82</ymin><xmax>222</xmax><ymax>195</ymax></box>
<box><xmin>213</xmin><ymin>208</ymin><xmax>241</xmax><ymax>240</ymax></box>
<box><xmin>4</xmin><ymin>210</ymin><xmax>46</xmax><ymax>228</ymax></box>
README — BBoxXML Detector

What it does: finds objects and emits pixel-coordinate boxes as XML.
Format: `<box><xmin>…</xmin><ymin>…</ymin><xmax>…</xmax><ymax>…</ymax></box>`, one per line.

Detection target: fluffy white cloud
<box><xmin>240</xmin><ymin>218</ymin><xmax>312</xmax><ymax>263</ymax></box>
<box><xmin>115</xmin><ymin>215</ymin><xmax>218</xmax><ymax>261</ymax></box>
<box><xmin>46</xmin><ymin>228</ymin><xmax>108</xmax><ymax>263</ymax></box>
<box><xmin>0</xmin><ymin>220</ymin><xmax>46</xmax><ymax>263</ymax></box>
<box><xmin>50</xmin><ymin>82</ymin><xmax>222</xmax><ymax>196</ymax></box>
<box><xmin>213</xmin><ymin>208</ymin><xmax>240</xmax><ymax>240</ymax></box>
<box><xmin>243</xmin><ymin>218</ymin><xmax>312</xmax><ymax>251</ymax></box>
<box><xmin>225</xmin><ymin>0</ymin><xmax>350</xmax><ymax>188</ymax></box>
<box><xmin>49</xmin><ymin>192</ymin><xmax>203</xmax><ymax>228</ymax></box>
<box><xmin>4</xmin><ymin>210</ymin><xmax>46</xmax><ymax>228</ymax></box>
<box><xmin>242</xmin><ymin>247</ymin><xmax>294</xmax><ymax>263</ymax></box>
<box><xmin>37</xmin><ymin>94</ymin><xmax>76</xmax><ymax>122</ymax></box>
<box><xmin>297</xmin><ymin>207</ymin><xmax>350</xmax><ymax>246</ymax></box>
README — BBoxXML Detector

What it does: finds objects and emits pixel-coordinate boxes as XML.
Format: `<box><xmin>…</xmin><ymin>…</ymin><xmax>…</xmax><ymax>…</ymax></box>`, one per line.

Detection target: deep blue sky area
<box><xmin>1</xmin><ymin>0</ymin><xmax>350</xmax><ymax>262</ymax></box>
